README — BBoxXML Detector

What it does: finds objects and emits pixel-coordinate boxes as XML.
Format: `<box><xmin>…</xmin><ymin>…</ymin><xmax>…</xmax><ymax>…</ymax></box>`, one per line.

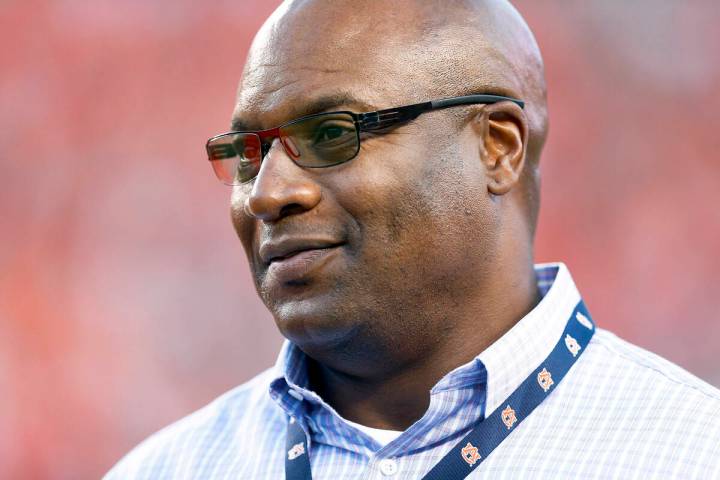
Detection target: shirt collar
<box><xmin>477</xmin><ymin>262</ymin><xmax>580</xmax><ymax>416</ymax></box>
<box><xmin>269</xmin><ymin>262</ymin><xmax>581</xmax><ymax>422</ymax></box>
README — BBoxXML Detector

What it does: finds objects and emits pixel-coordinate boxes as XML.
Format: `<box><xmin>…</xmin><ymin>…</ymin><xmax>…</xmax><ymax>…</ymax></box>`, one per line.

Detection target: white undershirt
<box><xmin>344</xmin><ymin>419</ymin><xmax>404</xmax><ymax>446</ymax></box>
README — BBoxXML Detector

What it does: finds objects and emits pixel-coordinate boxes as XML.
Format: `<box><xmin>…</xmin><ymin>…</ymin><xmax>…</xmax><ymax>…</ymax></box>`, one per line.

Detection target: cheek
<box><xmin>348</xmin><ymin>134</ymin><xmax>497</xmax><ymax>280</ymax></box>
<box><xmin>333</xmin><ymin>145</ymin><xmax>423</xmax><ymax>243</ymax></box>
<box><xmin>230</xmin><ymin>188</ymin><xmax>258</xmax><ymax>264</ymax></box>
<box><xmin>338</xmin><ymin>139</ymin><xmax>483</xmax><ymax>263</ymax></box>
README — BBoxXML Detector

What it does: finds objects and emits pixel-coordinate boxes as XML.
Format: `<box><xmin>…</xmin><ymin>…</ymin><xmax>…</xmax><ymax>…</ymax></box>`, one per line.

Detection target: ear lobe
<box><xmin>478</xmin><ymin>109</ymin><xmax>527</xmax><ymax>195</ymax></box>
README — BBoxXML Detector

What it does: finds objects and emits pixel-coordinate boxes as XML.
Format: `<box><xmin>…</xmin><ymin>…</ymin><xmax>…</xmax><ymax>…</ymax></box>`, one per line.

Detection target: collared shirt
<box><xmin>105</xmin><ymin>263</ymin><xmax>720</xmax><ymax>479</ymax></box>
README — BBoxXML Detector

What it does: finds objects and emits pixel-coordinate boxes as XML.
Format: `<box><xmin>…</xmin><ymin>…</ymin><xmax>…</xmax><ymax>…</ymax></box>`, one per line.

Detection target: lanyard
<box><xmin>286</xmin><ymin>300</ymin><xmax>595</xmax><ymax>480</ymax></box>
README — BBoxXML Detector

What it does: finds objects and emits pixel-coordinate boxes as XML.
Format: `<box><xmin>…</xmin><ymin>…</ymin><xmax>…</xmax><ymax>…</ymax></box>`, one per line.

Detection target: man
<box><xmin>106</xmin><ymin>0</ymin><xmax>720</xmax><ymax>478</ymax></box>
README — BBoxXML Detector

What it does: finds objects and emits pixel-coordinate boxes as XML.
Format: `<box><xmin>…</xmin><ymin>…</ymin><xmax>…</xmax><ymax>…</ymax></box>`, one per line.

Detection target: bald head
<box><xmin>239</xmin><ymin>0</ymin><xmax>546</xmax><ymax>223</ymax></box>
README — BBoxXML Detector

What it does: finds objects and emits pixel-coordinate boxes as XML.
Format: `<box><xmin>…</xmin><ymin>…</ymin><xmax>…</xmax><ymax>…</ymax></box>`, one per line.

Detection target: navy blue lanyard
<box><xmin>286</xmin><ymin>300</ymin><xmax>595</xmax><ymax>480</ymax></box>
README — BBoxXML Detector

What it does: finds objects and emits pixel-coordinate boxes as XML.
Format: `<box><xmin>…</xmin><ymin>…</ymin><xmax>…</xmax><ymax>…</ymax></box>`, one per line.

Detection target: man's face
<box><xmin>230</xmin><ymin>4</ymin><xmax>499</xmax><ymax>361</ymax></box>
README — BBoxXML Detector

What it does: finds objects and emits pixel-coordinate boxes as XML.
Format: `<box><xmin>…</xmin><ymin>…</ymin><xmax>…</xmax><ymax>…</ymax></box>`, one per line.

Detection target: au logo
<box><xmin>575</xmin><ymin>312</ymin><xmax>593</xmax><ymax>330</ymax></box>
<box><xmin>537</xmin><ymin>367</ymin><xmax>554</xmax><ymax>392</ymax></box>
<box><xmin>460</xmin><ymin>442</ymin><xmax>482</xmax><ymax>466</ymax></box>
<box><xmin>501</xmin><ymin>405</ymin><xmax>517</xmax><ymax>429</ymax></box>
<box><xmin>565</xmin><ymin>334</ymin><xmax>581</xmax><ymax>357</ymax></box>
<box><xmin>287</xmin><ymin>442</ymin><xmax>305</xmax><ymax>460</ymax></box>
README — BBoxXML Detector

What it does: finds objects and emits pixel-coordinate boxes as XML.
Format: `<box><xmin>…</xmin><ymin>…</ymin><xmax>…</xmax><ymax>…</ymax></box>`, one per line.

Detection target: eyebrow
<box><xmin>230</xmin><ymin>93</ymin><xmax>376</xmax><ymax>132</ymax></box>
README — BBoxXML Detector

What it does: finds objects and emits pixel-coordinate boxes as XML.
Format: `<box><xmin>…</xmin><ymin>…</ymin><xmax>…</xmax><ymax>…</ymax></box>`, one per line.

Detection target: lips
<box><xmin>259</xmin><ymin>237</ymin><xmax>344</xmax><ymax>285</ymax></box>
<box><xmin>259</xmin><ymin>237</ymin><xmax>343</xmax><ymax>265</ymax></box>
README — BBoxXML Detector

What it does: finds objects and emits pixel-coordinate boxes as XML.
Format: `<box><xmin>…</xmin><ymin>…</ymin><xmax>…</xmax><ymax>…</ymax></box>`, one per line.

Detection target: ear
<box><xmin>473</xmin><ymin>102</ymin><xmax>528</xmax><ymax>195</ymax></box>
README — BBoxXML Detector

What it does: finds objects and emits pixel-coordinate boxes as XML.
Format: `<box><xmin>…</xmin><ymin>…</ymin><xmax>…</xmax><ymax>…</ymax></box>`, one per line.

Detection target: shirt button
<box><xmin>379</xmin><ymin>458</ymin><xmax>398</xmax><ymax>476</ymax></box>
<box><xmin>288</xmin><ymin>388</ymin><xmax>303</xmax><ymax>401</ymax></box>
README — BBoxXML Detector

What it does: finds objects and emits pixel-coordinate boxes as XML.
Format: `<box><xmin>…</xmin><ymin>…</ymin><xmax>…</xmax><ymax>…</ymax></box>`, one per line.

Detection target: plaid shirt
<box><xmin>105</xmin><ymin>263</ymin><xmax>720</xmax><ymax>479</ymax></box>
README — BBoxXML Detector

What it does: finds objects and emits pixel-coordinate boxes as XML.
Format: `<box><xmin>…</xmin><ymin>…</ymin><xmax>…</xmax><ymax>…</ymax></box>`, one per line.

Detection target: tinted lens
<box><xmin>207</xmin><ymin>133</ymin><xmax>262</xmax><ymax>185</ymax></box>
<box><xmin>280</xmin><ymin>112</ymin><xmax>359</xmax><ymax>167</ymax></box>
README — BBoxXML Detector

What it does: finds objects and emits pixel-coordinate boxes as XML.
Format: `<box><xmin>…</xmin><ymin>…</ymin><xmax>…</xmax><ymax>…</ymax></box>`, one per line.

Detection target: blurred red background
<box><xmin>1</xmin><ymin>1</ymin><xmax>719</xmax><ymax>478</ymax></box>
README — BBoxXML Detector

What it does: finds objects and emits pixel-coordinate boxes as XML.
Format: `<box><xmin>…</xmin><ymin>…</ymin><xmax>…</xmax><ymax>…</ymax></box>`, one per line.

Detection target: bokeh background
<box><xmin>2</xmin><ymin>1</ymin><xmax>719</xmax><ymax>478</ymax></box>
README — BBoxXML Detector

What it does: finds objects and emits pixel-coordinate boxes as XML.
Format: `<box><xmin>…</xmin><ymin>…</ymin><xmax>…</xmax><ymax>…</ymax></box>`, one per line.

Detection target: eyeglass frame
<box><xmin>206</xmin><ymin>94</ymin><xmax>525</xmax><ymax>184</ymax></box>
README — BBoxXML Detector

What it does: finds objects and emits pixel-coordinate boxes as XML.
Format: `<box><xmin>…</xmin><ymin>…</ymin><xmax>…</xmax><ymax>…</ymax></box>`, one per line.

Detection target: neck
<box><xmin>307</xmin><ymin>258</ymin><xmax>541</xmax><ymax>431</ymax></box>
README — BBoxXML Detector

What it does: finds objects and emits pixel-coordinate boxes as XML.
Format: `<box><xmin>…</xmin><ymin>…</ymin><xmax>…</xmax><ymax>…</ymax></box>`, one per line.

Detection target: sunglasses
<box><xmin>206</xmin><ymin>94</ymin><xmax>524</xmax><ymax>185</ymax></box>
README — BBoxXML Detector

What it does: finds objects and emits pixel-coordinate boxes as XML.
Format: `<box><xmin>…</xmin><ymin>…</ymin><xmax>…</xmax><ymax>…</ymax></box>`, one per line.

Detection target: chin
<box><xmin>271</xmin><ymin>296</ymin><xmax>361</xmax><ymax>351</ymax></box>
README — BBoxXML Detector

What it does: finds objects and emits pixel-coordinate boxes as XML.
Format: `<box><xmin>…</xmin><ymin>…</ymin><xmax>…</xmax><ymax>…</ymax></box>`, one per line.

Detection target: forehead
<box><xmin>232</xmin><ymin>2</ymin><xmax>431</xmax><ymax>129</ymax></box>
<box><xmin>234</xmin><ymin>64</ymin><xmax>373</xmax><ymax>131</ymax></box>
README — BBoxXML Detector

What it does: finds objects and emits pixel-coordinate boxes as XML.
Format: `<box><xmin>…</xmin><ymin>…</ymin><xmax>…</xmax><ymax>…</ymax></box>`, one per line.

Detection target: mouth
<box><xmin>259</xmin><ymin>238</ymin><xmax>346</xmax><ymax>284</ymax></box>
<box><xmin>268</xmin><ymin>245</ymin><xmax>339</xmax><ymax>264</ymax></box>
<box><xmin>260</xmin><ymin>238</ymin><xmax>344</xmax><ymax>265</ymax></box>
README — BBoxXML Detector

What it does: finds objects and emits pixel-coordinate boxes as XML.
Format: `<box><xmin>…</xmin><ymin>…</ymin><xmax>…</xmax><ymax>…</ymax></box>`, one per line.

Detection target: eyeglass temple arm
<box><xmin>432</xmin><ymin>94</ymin><xmax>524</xmax><ymax>110</ymax></box>
<box><xmin>358</xmin><ymin>94</ymin><xmax>524</xmax><ymax>132</ymax></box>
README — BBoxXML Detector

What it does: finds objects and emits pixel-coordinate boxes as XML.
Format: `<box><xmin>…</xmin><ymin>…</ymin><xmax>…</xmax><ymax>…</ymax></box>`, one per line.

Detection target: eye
<box><xmin>317</xmin><ymin>125</ymin><xmax>345</xmax><ymax>141</ymax></box>
<box><xmin>312</xmin><ymin>122</ymin><xmax>355</xmax><ymax>146</ymax></box>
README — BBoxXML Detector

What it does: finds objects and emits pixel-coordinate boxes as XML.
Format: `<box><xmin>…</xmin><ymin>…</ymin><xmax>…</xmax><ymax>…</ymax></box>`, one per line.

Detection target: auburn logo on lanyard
<box><xmin>287</xmin><ymin>442</ymin><xmax>305</xmax><ymax>460</ymax></box>
<box><xmin>501</xmin><ymin>406</ymin><xmax>518</xmax><ymax>429</ymax></box>
<box><xmin>537</xmin><ymin>368</ymin><xmax>554</xmax><ymax>392</ymax></box>
<box><xmin>460</xmin><ymin>442</ymin><xmax>482</xmax><ymax>466</ymax></box>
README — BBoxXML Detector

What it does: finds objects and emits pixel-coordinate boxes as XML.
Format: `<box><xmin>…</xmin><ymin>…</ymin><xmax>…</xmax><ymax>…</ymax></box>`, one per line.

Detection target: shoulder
<box><xmin>588</xmin><ymin>328</ymin><xmax>720</xmax><ymax>404</ymax></box>
<box><xmin>561</xmin><ymin>328</ymin><xmax>720</xmax><ymax>474</ymax></box>
<box><xmin>512</xmin><ymin>328</ymin><xmax>720</xmax><ymax>477</ymax></box>
<box><xmin>103</xmin><ymin>368</ymin><xmax>286</xmax><ymax>480</ymax></box>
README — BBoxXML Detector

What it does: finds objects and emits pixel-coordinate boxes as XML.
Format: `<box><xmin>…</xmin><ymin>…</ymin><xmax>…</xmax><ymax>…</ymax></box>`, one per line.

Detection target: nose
<box><xmin>244</xmin><ymin>139</ymin><xmax>322</xmax><ymax>222</ymax></box>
